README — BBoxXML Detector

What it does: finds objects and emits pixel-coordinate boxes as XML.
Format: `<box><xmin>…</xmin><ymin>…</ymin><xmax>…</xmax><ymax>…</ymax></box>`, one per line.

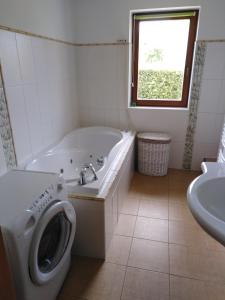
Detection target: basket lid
<box><xmin>137</xmin><ymin>132</ymin><xmax>171</xmax><ymax>143</ymax></box>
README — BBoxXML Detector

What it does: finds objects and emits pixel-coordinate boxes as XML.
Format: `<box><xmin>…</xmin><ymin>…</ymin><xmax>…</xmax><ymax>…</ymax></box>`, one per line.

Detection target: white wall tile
<box><xmin>5</xmin><ymin>86</ymin><xmax>32</xmax><ymax>164</ymax></box>
<box><xmin>104</xmin><ymin>108</ymin><xmax>120</xmax><ymax>128</ymax></box>
<box><xmin>198</xmin><ymin>79</ymin><xmax>222</xmax><ymax>113</ymax></box>
<box><xmin>214</xmin><ymin>113</ymin><xmax>224</xmax><ymax>143</ymax></box>
<box><xmin>16</xmin><ymin>33</ymin><xmax>35</xmax><ymax>84</ymax></box>
<box><xmin>203</xmin><ymin>43</ymin><xmax>225</xmax><ymax>80</ymax></box>
<box><xmin>195</xmin><ymin>112</ymin><xmax>224</xmax><ymax>144</ymax></box>
<box><xmin>0</xmin><ymin>31</ymin><xmax>79</xmax><ymax>166</ymax></box>
<box><xmin>192</xmin><ymin>142</ymin><xmax>219</xmax><ymax>170</ymax></box>
<box><xmin>218</xmin><ymin>80</ymin><xmax>225</xmax><ymax>113</ymax></box>
<box><xmin>46</xmin><ymin>40</ymin><xmax>63</xmax><ymax>82</ymax></box>
<box><xmin>36</xmin><ymin>81</ymin><xmax>55</xmax><ymax>147</ymax></box>
<box><xmin>119</xmin><ymin>109</ymin><xmax>131</xmax><ymax>130</ymax></box>
<box><xmin>129</xmin><ymin>109</ymin><xmax>188</xmax><ymax>142</ymax></box>
<box><xmin>31</xmin><ymin>37</ymin><xmax>49</xmax><ymax>83</ymax></box>
<box><xmin>169</xmin><ymin>142</ymin><xmax>184</xmax><ymax>169</ymax></box>
<box><xmin>88</xmin><ymin>106</ymin><xmax>106</xmax><ymax>126</ymax></box>
<box><xmin>0</xmin><ymin>30</ymin><xmax>22</xmax><ymax>87</ymax></box>
<box><xmin>23</xmin><ymin>84</ymin><xmax>43</xmax><ymax>156</ymax></box>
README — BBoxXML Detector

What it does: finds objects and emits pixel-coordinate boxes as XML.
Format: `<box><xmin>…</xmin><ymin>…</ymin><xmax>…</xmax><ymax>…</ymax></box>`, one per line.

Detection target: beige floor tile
<box><xmin>203</xmin><ymin>232</ymin><xmax>225</xmax><ymax>252</ymax></box>
<box><xmin>168</xmin><ymin>169</ymin><xmax>199</xmax><ymax>191</ymax></box>
<box><xmin>142</xmin><ymin>175</ymin><xmax>169</xmax><ymax>190</ymax></box>
<box><xmin>128</xmin><ymin>238</ymin><xmax>169</xmax><ymax>273</ymax></box>
<box><xmin>169</xmin><ymin>220</ymin><xmax>206</xmax><ymax>248</ymax></box>
<box><xmin>170</xmin><ymin>243</ymin><xmax>225</xmax><ymax>283</ymax></box>
<box><xmin>121</xmin><ymin>196</ymin><xmax>140</xmax><ymax>215</ymax></box>
<box><xmin>58</xmin><ymin>257</ymin><xmax>125</xmax><ymax>300</ymax></box>
<box><xmin>139</xmin><ymin>198</ymin><xmax>169</xmax><ymax>220</ymax></box>
<box><xmin>130</xmin><ymin>173</ymin><xmax>169</xmax><ymax>197</ymax></box>
<box><xmin>106</xmin><ymin>235</ymin><xmax>132</xmax><ymax>265</ymax></box>
<box><xmin>121</xmin><ymin>267</ymin><xmax>169</xmax><ymax>300</ymax></box>
<box><xmin>174</xmin><ymin>221</ymin><xmax>225</xmax><ymax>252</ymax></box>
<box><xmin>134</xmin><ymin>216</ymin><xmax>168</xmax><ymax>243</ymax></box>
<box><xmin>141</xmin><ymin>188</ymin><xmax>169</xmax><ymax>201</ymax></box>
<box><xmin>131</xmin><ymin>172</ymin><xmax>150</xmax><ymax>186</ymax></box>
<box><xmin>115</xmin><ymin>214</ymin><xmax>136</xmax><ymax>236</ymax></box>
<box><xmin>128</xmin><ymin>185</ymin><xmax>143</xmax><ymax>198</ymax></box>
<box><xmin>170</xmin><ymin>275</ymin><xmax>225</xmax><ymax>300</ymax></box>
<box><xmin>169</xmin><ymin>200</ymin><xmax>197</xmax><ymax>224</ymax></box>
<box><xmin>132</xmin><ymin>172</ymin><xmax>169</xmax><ymax>187</ymax></box>
<box><xmin>129</xmin><ymin>185</ymin><xmax>167</xmax><ymax>200</ymax></box>
<box><xmin>168</xmin><ymin>189</ymin><xmax>187</xmax><ymax>202</ymax></box>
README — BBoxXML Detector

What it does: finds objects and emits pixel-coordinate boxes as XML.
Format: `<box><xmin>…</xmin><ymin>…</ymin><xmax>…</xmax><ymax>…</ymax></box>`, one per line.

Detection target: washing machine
<box><xmin>0</xmin><ymin>169</ymin><xmax>76</xmax><ymax>300</ymax></box>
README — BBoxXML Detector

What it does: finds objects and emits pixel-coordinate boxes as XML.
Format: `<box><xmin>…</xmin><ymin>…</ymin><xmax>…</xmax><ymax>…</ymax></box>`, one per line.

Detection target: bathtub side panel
<box><xmin>118</xmin><ymin>139</ymin><xmax>135</xmax><ymax>215</ymax></box>
<box><xmin>105</xmin><ymin>138</ymin><xmax>135</xmax><ymax>252</ymax></box>
<box><xmin>70</xmin><ymin>198</ymin><xmax>105</xmax><ymax>259</ymax></box>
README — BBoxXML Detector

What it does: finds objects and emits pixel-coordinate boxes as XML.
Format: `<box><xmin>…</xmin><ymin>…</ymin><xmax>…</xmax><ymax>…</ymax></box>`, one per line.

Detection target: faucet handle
<box><xmin>88</xmin><ymin>163</ymin><xmax>98</xmax><ymax>180</ymax></box>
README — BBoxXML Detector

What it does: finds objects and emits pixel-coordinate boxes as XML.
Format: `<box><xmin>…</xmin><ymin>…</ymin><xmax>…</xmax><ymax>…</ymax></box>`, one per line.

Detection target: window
<box><xmin>131</xmin><ymin>10</ymin><xmax>199</xmax><ymax>107</ymax></box>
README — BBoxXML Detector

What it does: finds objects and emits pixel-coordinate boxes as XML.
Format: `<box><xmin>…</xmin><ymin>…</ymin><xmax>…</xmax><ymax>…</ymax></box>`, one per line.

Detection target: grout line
<box><xmin>119</xmin><ymin>226</ymin><xmax>136</xmax><ymax>300</ymax></box>
<box><xmin>114</xmin><ymin>232</ymin><xmax>225</xmax><ymax>255</ymax></box>
<box><xmin>120</xmin><ymin>212</ymin><xmax>138</xmax><ymax>217</ymax></box>
<box><xmin>169</xmin><ymin>272</ymin><xmax>225</xmax><ymax>285</ymax></box>
<box><xmin>119</xmin><ymin>266</ymin><xmax>127</xmax><ymax>300</ymax></box>
<box><xmin>124</xmin><ymin>263</ymin><xmax>170</xmax><ymax>276</ymax></box>
<box><xmin>137</xmin><ymin>215</ymin><xmax>169</xmax><ymax>221</ymax></box>
<box><xmin>106</xmin><ymin>260</ymin><xmax>225</xmax><ymax>287</ymax></box>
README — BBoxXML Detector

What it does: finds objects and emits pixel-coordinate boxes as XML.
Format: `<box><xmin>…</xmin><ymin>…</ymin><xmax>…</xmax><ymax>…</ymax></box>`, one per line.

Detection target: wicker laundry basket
<box><xmin>137</xmin><ymin>132</ymin><xmax>171</xmax><ymax>176</ymax></box>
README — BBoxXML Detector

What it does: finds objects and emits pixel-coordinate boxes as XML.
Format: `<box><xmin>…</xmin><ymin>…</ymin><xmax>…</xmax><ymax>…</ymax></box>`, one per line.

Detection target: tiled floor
<box><xmin>57</xmin><ymin>170</ymin><xmax>225</xmax><ymax>300</ymax></box>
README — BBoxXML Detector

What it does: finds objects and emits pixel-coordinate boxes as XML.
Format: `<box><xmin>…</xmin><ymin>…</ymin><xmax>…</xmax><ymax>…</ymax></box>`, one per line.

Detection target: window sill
<box><xmin>128</xmin><ymin>106</ymin><xmax>189</xmax><ymax>111</ymax></box>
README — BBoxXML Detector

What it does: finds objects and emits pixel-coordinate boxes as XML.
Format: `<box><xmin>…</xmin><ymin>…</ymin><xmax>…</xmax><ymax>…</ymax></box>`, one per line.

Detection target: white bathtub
<box><xmin>26</xmin><ymin>127</ymin><xmax>132</xmax><ymax>195</ymax></box>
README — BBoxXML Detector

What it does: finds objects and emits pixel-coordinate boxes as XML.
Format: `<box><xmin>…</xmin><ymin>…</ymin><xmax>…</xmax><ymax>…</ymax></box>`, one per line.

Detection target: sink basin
<box><xmin>187</xmin><ymin>162</ymin><xmax>225</xmax><ymax>245</ymax></box>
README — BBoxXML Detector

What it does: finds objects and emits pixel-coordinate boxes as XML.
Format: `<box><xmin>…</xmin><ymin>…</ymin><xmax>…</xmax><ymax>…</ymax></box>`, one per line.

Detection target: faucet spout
<box><xmin>79</xmin><ymin>163</ymin><xmax>98</xmax><ymax>186</ymax></box>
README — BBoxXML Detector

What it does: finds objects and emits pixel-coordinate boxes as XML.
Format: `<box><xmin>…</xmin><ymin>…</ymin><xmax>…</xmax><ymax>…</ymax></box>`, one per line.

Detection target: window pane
<box><xmin>137</xmin><ymin>19</ymin><xmax>190</xmax><ymax>101</ymax></box>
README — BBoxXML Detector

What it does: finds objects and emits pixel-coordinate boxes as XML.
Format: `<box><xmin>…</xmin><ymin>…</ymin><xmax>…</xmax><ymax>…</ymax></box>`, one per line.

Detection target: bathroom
<box><xmin>0</xmin><ymin>0</ymin><xmax>225</xmax><ymax>299</ymax></box>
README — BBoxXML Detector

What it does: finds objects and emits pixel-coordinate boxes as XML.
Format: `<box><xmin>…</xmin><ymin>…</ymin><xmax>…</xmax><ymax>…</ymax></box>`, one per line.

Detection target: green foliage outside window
<box><xmin>138</xmin><ymin>70</ymin><xmax>183</xmax><ymax>100</ymax></box>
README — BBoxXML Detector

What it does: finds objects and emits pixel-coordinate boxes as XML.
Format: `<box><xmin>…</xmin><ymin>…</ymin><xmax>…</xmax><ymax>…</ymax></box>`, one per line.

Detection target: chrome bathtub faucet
<box><xmin>96</xmin><ymin>156</ymin><xmax>104</xmax><ymax>166</ymax></box>
<box><xmin>79</xmin><ymin>163</ymin><xmax>98</xmax><ymax>185</ymax></box>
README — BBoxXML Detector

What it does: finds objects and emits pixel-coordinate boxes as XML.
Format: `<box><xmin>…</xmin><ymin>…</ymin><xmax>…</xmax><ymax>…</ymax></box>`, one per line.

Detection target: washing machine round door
<box><xmin>29</xmin><ymin>200</ymin><xmax>76</xmax><ymax>285</ymax></box>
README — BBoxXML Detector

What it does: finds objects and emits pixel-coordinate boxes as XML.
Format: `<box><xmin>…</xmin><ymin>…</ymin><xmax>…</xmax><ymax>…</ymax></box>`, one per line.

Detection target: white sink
<box><xmin>187</xmin><ymin>162</ymin><xmax>225</xmax><ymax>245</ymax></box>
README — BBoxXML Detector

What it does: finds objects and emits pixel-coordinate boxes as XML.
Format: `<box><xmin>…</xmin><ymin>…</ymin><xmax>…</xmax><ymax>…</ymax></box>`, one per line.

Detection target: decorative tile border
<box><xmin>0</xmin><ymin>24</ymin><xmax>129</xmax><ymax>46</ymax></box>
<box><xmin>182</xmin><ymin>41</ymin><xmax>207</xmax><ymax>170</ymax></box>
<box><xmin>0</xmin><ymin>23</ymin><xmax>224</xmax><ymax>47</ymax></box>
<box><xmin>0</xmin><ymin>66</ymin><xmax>17</xmax><ymax>169</ymax></box>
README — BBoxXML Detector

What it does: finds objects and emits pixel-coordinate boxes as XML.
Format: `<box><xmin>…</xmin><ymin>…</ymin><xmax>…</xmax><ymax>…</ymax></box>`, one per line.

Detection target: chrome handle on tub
<box><xmin>88</xmin><ymin>163</ymin><xmax>98</xmax><ymax>180</ymax></box>
<box><xmin>97</xmin><ymin>156</ymin><xmax>104</xmax><ymax>166</ymax></box>
<box><xmin>79</xmin><ymin>163</ymin><xmax>98</xmax><ymax>186</ymax></box>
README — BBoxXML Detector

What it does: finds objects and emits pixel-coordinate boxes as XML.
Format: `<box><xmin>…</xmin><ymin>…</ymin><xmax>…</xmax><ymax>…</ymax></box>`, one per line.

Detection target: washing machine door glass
<box><xmin>29</xmin><ymin>200</ymin><xmax>76</xmax><ymax>285</ymax></box>
<box><xmin>38</xmin><ymin>211</ymin><xmax>70</xmax><ymax>273</ymax></box>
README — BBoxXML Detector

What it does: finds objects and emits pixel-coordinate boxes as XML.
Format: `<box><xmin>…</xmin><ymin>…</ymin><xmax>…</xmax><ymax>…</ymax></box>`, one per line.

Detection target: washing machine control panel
<box><xmin>28</xmin><ymin>183</ymin><xmax>57</xmax><ymax>214</ymax></box>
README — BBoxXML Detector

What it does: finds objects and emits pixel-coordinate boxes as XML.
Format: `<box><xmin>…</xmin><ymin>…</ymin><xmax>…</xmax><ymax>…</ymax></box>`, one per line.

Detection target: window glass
<box><xmin>131</xmin><ymin>10</ymin><xmax>199</xmax><ymax>107</ymax></box>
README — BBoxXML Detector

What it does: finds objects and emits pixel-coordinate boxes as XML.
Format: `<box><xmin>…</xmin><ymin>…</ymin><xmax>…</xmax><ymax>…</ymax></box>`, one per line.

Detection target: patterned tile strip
<box><xmin>0</xmin><ymin>67</ymin><xmax>17</xmax><ymax>169</ymax></box>
<box><xmin>182</xmin><ymin>41</ymin><xmax>207</xmax><ymax>170</ymax></box>
<box><xmin>0</xmin><ymin>23</ymin><xmax>225</xmax><ymax>46</ymax></box>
